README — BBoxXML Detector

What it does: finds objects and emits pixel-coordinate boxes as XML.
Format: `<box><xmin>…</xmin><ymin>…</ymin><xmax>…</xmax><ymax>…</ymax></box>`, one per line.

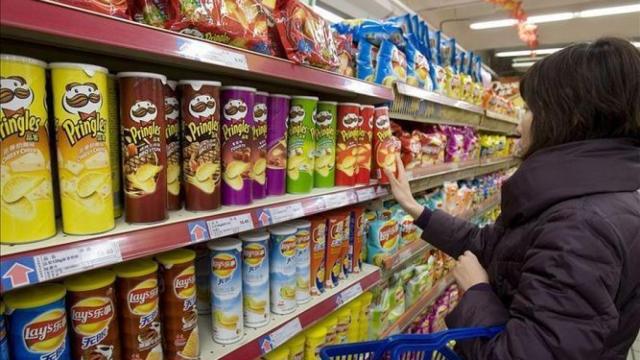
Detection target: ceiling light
<box><xmin>496</xmin><ymin>48</ymin><xmax>563</xmax><ymax>57</ymax></box>
<box><xmin>313</xmin><ymin>5</ymin><xmax>344</xmax><ymax>23</ymax></box>
<box><xmin>631</xmin><ymin>41</ymin><xmax>640</xmax><ymax>47</ymax></box>
<box><xmin>469</xmin><ymin>19</ymin><xmax>517</xmax><ymax>30</ymax></box>
<box><xmin>578</xmin><ymin>4</ymin><xmax>640</xmax><ymax>18</ymax></box>
<box><xmin>513</xmin><ymin>57</ymin><xmax>543</xmax><ymax>62</ymax></box>
<box><xmin>527</xmin><ymin>12</ymin><xmax>575</xmax><ymax>23</ymax></box>
<box><xmin>512</xmin><ymin>62</ymin><xmax>535</xmax><ymax>68</ymax></box>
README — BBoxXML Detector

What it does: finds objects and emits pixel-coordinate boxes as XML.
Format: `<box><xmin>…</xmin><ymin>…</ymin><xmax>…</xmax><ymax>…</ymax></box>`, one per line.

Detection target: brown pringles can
<box><xmin>164</xmin><ymin>80</ymin><xmax>182</xmax><ymax>211</ymax></box>
<box><xmin>117</xmin><ymin>72</ymin><xmax>167</xmax><ymax>223</ymax></box>
<box><xmin>178</xmin><ymin>80</ymin><xmax>222</xmax><ymax>211</ymax></box>
<box><xmin>156</xmin><ymin>249</ymin><xmax>200</xmax><ymax>360</ymax></box>
<box><xmin>113</xmin><ymin>259</ymin><xmax>163</xmax><ymax>360</ymax></box>
<box><xmin>65</xmin><ymin>269</ymin><xmax>121</xmax><ymax>360</ymax></box>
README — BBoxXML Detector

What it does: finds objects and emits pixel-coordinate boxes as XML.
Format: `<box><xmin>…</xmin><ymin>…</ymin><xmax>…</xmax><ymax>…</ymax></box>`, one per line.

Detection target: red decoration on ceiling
<box><xmin>485</xmin><ymin>0</ymin><xmax>538</xmax><ymax>48</ymax></box>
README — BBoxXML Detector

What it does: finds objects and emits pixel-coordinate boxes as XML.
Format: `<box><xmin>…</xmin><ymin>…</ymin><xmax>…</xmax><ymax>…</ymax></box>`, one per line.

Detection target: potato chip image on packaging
<box><xmin>240</xmin><ymin>231</ymin><xmax>270</xmax><ymax>328</ymax></box>
<box><xmin>314</xmin><ymin>101</ymin><xmax>337</xmax><ymax>187</ymax></box>
<box><xmin>164</xmin><ymin>80</ymin><xmax>182</xmax><ymax>211</ymax></box>
<box><xmin>286</xmin><ymin>96</ymin><xmax>318</xmax><ymax>194</ymax></box>
<box><xmin>367</xmin><ymin>210</ymin><xmax>400</xmax><ymax>266</ymax></box>
<box><xmin>309</xmin><ymin>217</ymin><xmax>327</xmax><ymax>296</ymax></box>
<box><xmin>269</xmin><ymin>225</ymin><xmax>298</xmax><ymax>315</ymax></box>
<box><xmin>335</xmin><ymin>103</ymin><xmax>360</xmax><ymax>186</ymax></box>
<box><xmin>290</xmin><ymin>220</ymin><xmax>311</xmax><ymax>304</ymax></box>
<box><xmin>252</xmin><ymin>91</ymin><xmax>269</xmax><ymax>200</ymax></box>
<box><xmin>208</xmin><ymin>238</ymin><xmax>243</xmax><ymax>344</ymax></box>
<box><xmin>1</xmin><ymin>55</ymin><xmax>56</xmax><ymax>243</ymax></box>
<box><xmin>51</xmin><ymin>62</ymin><xmax>115</xmax><ymax>234</ymax></box>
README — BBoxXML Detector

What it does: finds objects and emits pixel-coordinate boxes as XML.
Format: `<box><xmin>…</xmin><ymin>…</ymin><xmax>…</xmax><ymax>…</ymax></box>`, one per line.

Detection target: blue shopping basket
<box><xmin>319</xmin><ymin>326</ymin><xmax>503</xmax><ymax>360</ymax></box>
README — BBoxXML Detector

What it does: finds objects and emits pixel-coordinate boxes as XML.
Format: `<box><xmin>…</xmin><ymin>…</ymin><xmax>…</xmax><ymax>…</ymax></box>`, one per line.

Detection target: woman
<box><xmin>385</xmin><ymin>37</ymin><xmax>640</xmax><ymax>359</ymax></box>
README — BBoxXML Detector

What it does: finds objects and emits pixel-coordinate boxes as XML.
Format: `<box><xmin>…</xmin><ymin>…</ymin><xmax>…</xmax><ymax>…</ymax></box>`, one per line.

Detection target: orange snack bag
<box><xmin>325</xmin><ymin>212</ymin><xmax>346</xmax><ymax>288</ymax></box>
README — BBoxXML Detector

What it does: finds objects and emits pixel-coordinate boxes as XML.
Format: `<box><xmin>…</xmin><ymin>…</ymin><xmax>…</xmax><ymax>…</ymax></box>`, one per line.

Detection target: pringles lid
<box><xmin>318</xmin><ymin>101</ymin><xmax>338</xmax><ymax>105</ymax></box>
<box><xmin>178</xmin><ymin>79</ymin><xmax>222</xmax><ymax>87</ymax></box>
<box><xmin>116</xmin><ymin>71</ymin><xmax>167</xmax><ymax>83</ymax></box>
<box><xmin>239</xmin><ymin>230</ymin><xmax>270</xmax><ymax>242</ymax></box>
<box><xmin>292</xmin><ymin>95</ymin><xmax>319</xmax><ymax>100</ymax></box>
<box><xmin>113</xmin><ymin>259</ymin><xmax>158</xmax><ymax>278</ymax></box>
<box><xmin>269</xmin><ymin>94</ymin><xmax>291</xmax><ymax>99</ymax></box>
<box><xmin>288</xmin><ymin>219</ymin><xmax>311</xmax><ymax>229</ymax></box>
<box><xmin>64</xmin><ymin>268</ymin><xmax>116</xmax><ymax>292</ymax></box>
<box><xmin>1</xmin><ymin>53</ymin><xmax>47</xmax><ymax>67</ymax></box>
<box><xmin>49</xmin><ymin>62</ymin><xmax>109</xmax><ymax>74</ymax></box>
<box><xmin>207</xmin><ymin>237</ymin><xmax>242</xmax><ymax>251</ymax></box>
<box><xmin>220</xmin><ymin>85</ymin><xmax>256</xmax><ymax>92</ymax></box>
<box><xmin>269</xmin><ymin>224</ymin><xmax>298</xmax><ymax>236</ymax></box>
<box><xmin>4</xmin><ymin>283</ymin><xmax>66</xmax><ymax>310</ymax></box>
<box><xmin>256</xmin><ymin>91</ymin><xmax>270</xmax><ymax>96</ymax></box>
<box><xmin>155</xmin><ymin>248</ymin><xmax>196</xmax><ymax>266</ymax></box>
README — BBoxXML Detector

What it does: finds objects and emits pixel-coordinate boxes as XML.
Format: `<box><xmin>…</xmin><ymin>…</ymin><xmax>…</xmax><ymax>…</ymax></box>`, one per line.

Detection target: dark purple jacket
<box><xmin>415</xmin><ymin>138</ymin><xmax>640</xmax><ymax>359</ymax></box>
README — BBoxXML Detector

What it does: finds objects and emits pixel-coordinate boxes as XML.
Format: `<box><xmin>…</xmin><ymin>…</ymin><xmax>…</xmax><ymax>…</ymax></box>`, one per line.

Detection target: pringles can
<box><xmin>314</xmin><ymin>101</ymin><xmax>337</xmax><ymax>188</ymax></box>
<box><xmin>220</xmin><ymin>86</ymin><xmax>255</xmax><ymax>205</ymax></box>
<box><xmin>356</xmin><ymin>105</ymin><xmax>374</xmax><ymax>184</ymax></box>
<box><xmin>164</xmin><ymin>80</ymin><xmax>182</xmax><ymax>211</ymax></box>
<box><xmin>286</xmin><ymin>95</ymin><xmax>318</xmax><ymax>194</ymax></box>
<box><xmin>269</xmin><ymin>224</ymin><xmax>298</xmax><ymax>314</ymax></box>
<box><xmin>4</xmin><ymin>283</ymin><xmax>70</xmax><ymax>360</ymax></box>
<box><xmin>373</xmin><ymin>106</ymin><xmax>398</xmax><ymax>184</ymax></box>
<box><xmin>309</xmin><ymin>217</ymin><xmax>327</xmax><ymax>295</ymax></box>
<box><xmin>0</xmin><ymin>54</ymin><xmax>55</xmax><ymax>243</ymax></box>
<box><xmin>118</xmin><ymin>72</ymin><xmax>167</xmax><ymax>223</ymax></box>
<box><xmin>64</xmin><ymin>269</ymin><xmax>121</xmax><ymax>360</ymax></box>
<box><xmin>335</xmin><ymin>103</ymin><xmax>360</xmax><ymax>186</ymax></box>
<box><xmin>290</xmin><ymin>219</ymin><xmax>311</xmax><ymax>304</ymax></box>
<box><xmin>50</xmin><ymin>62</ymin><xmax>115</xmax><ymax>234</ymax></box>
<box><xmin>106</xmin><ymin>74</ymin><xmax>123</xmax><ymax>218</ymax></box>
<box><xmin>113</xmin><ymin>259</ymin><xmax>162</xmax><ymax>359</ymax></box>
<box><xmin>239</xmin><ymin>231</ymin><xmax>270</xmax><ymax>328</ymax></box>
<box><xmin>156</xmin><ymin>249</ymin><xmax>199</xmax><ymax>360</ymax></box>
<box><xmin>180</xmin><ymin>80</ymin><xmax>222</xmax><ymax>211</ymax></box>
<box><xmin>208</xmin><ymin>238</ymin><xmax>243</xmax><ymax>344</ymax></box>
<box><xmin>266</xmin><ymin>94</ymin><xmax>289</xmax><ymax>196</ymax></box>
<box><xmin>252</xmin><ymin>91</ymin><xmax>268</xmax><ymax>200</ymax></box>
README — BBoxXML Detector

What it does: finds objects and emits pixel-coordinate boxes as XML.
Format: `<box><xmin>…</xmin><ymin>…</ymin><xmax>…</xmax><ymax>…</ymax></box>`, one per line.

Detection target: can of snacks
<box><xmin>51</xmin><ymin>62</ymin><xmax>115</xmax><ymax>234</ymax></box>
<box><xmin>289</xmin><ymin>220</ymin><xmax>311</xmax><ymax>304</ymax></box>
<box><xmin>239</xmin><ymin>231</ymin><xmax>270</xmax><ymax>328</ymax></box>
<box><xmin>117</xmin><ymin>72</ymin><xmax>167</xmax><ymax>223</ymax></box>
<box><xmin>106</xmin><ymin>74</ymin><xmax>123</xmax><ymax>218</ymax></box>
<box><xmin>269</xmin><ymin>224</ymin><xmax>298</xmax><ymax>314</ymax></box>
<box><xmin>356</xmin><ymin>105</ymin><xmax>374</xmax><ymax>184</ymax></box>
<box><xmin>0</xmin><ymin>54</ymin><xmax>55</xmax><ymax>243</ymax></box>
<box><xmin>64</xmin><ymin>269</ymin><xmax>120</xmax><ymax>360</ymax></box>
<box><xmin>164</xmin><ymin>80</ymin><xmax>182</xmax><ymax>211</ymax></box>
<box><xmin>373</xmin><ymin>106</ymin><xmax>398</xmax><ymax>184</ymax></box>
<box><xmin>309</xmin><ymin>217</ymin><xmax>327</xmax><ymax>295</ymax></box>
<box><xmin>4</xmin><ymin>283</ymin><xmax>70</xmax><ymax>360</ymax></box>
<box><xmin>179</xmin><ymin>80</ymin><xmax>222</xmax><ymax>211</ymax></box>
<box><xmin>335</xmin><ymin>103</ymin><xmax>360</xmax><ymax>186</ymax></box>
<box><xmin>220</xmin><ymin>86</ymin><xmax>255</xmax><ymax>205</ymax></box>
<box><xmin>113</xmin><ymin>259</ymin><xmax>162</xmax><ymax>359</ymax></box>
<box><xmin>252</xmin><ymin>91</ymin><xmax>268</xmax><ymax>199</ymax></box>
<box><xmin>266</xmin><ymin>94</ymin><xmax>290</xmax><ymax>196</ymax></box>
<box><xmin>286</xmin><ymin>96</ymin><xmax>318</xmax><ymax>194</ymax></box>
<box><xmin>156</xmin><ymin>249</ymin><xmax>199</xmax><ymax>359</ymax></box>
<box><xmin>208</xmin><ymin>238</ymin><xmax>243</xmax><ymax>344</ymax></box>
<box><xmin>314</xmin><ymin>101</ymin><xmax>337</xmax><ymax>188</ymax></box>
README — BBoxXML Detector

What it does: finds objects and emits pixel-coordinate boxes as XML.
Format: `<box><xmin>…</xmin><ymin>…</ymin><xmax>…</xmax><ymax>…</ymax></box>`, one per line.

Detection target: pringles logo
<box><xmin>60</xmin><ymin>115</ymin><xmax>107</xmax><ymax>146</ymax></box>
<box><xmin>0</xmin><ymin>109</ymin><xmax>41</xmax><ymax>141</ymax></box>
<box><xmin>128</xmin><ymin>279</ymin><xmax>159</xmax><ymax>315</ymax></box>
<box><xmin>166</xmin><ymin>122</ymin><xmax>179</xmax><ymax>139</ymax></box>
<box><xmin>378</xmin><ymin>221</ymin><xmax>399</xmax><ymax>250</ymax></box>
<box><xmin>61</xmin><ymin>82</ymin><xmax>107</xmax><ymax>146</ymax></box>
<box><xmin>187</xmin><ymin>120</ymin><xmax>219</xmax><ymax>140</ymax></box>
<box><xmin>22</xmin><ymin>309</ymin><xmax>67</xmax><ymax>353</ymax></box>
<box><xmin>243</xmin><ymin>243</ymin><xmax>266</xmax><ymax>267</ymax></box>
<box><xmin>174</xmin><ymin>266</ymin><xmax>196</xmax><ymax>299</ymax></box>
<box><xmin>71</xmin><ymin>297</ymin><xmax>114</xmax><ymax>335</ymax></box>
<box><xmin>0</xmin><ymin>76</ymin><xmax>42</xmax><ymax>141</ymax></box>
<box><xmin>339</xmin><ymin>128</ymin><xmax>364</xmax><ymax>142</ymax></box>
<box><xmin>213</xmin><ymin>253</ymin><xmax>237</xmax><ymax>278</ymax></box>
<box><xmin>128</xmin><ymin>123</ymin><xmax>161</xmax><ymax>145</ymax></box>
<box><xmin>253</xmin><ymin>122</ymin><xmax>267</xmax><ymax>139</ymax></box>
<box><xmin>280</xmin><ymin>236</ymin><xmax>297</xmax><ymax>258</ymax></box>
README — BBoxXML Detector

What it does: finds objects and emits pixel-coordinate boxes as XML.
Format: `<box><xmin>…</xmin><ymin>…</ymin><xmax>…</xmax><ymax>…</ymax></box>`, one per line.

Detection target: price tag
<box><xmin>177</xmin><ymin>39</ymin><xmax>248</xmax><ymax>70</ymax></box>
<box><xmin>268</xmin><ymin>203</ymin><xmax>305</xmax><ymax>224</ymax></box>
<box><xmin>356</xmin><ymin>187</ymin><xmax>376</xmax><ymax>202</ymax></box>
<box><xmin>262</xmin><ymin>318</ymin><xmax>302</xmax><ymax>353</ymax></box>
<box><xmin>323</xmin><ymin>193</ymin><xmax>350</xmax><ymax>209</ymax></box>
<box><xmin>34</xmin><ymin>242</ymin><xmax>122</xmax><ymax>282</ymax></box>
<box><xmin>336</xmin><ymin>283</ymin><xmax>363</xmax><ymax>305</ymax></box>
<box><xmin>375</xmin><ymin>187</ymin><xmax>389</xmax><ymax>196</ymax></box>
<box><xmin>393</xmin><ymin>246</ymin><xmax>414</xmax><ymax>267</ymax></box>
<box><xmin>206</xmin><ymin>213</ymin><xmax>254</xmax><ymax>239</ymax></box>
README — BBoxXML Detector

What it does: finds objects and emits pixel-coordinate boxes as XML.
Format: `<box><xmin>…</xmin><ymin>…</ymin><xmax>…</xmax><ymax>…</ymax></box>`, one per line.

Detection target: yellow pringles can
<box><xmin>0</xmin><ymin>54</ymin><xmax>56</xmax><ymax>243</ymax></box>
<box><xmin>50</xmin><ymin>62</ymin><xmax>115</xmax><ymax>234</ymax></box>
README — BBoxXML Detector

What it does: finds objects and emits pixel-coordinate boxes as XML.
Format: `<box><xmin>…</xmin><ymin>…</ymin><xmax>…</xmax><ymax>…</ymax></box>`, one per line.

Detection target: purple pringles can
<box><xmin>266</xmin><ymin>94</ymin><xmax>290</xmax><ymax>196</ymax></box>
<box><xmin>252</xmin><ymin>91</ymin><xmax>269</xmax><ymax>200</ymax></box>
<box><xmin>220</xmin><ymin>86</ymin><xmax>256</xmax><ymax>205</ymax></box>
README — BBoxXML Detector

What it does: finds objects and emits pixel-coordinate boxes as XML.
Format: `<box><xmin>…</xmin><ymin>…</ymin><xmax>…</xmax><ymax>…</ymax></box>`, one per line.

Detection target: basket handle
<box><xmin>390</xmin><ymin>326</ymin><xmax>504</xmax><ymax>346</ymax></box>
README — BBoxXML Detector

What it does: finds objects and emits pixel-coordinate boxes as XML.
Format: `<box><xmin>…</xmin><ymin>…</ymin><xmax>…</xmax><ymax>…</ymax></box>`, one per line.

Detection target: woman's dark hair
<box><xmin>519</xmin><ymin>37</ymin><xmax>640</xmax><ymax>157</ymax></box>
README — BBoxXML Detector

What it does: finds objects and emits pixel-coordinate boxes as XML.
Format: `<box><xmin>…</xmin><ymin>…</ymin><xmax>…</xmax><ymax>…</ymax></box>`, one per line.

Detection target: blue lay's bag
<box><xmin>375</xmin><ymin>40</ymin><xmax>407</xmax><ymax>87</ymax></box>
<box><xmin>333</xmin><ymin>19</ymin><xmax>405</xmax><ymax>49</ymax></box>
<box><xmin>405</xmin><ymin>34</ymin><xmax>434</xmax><ymax>90</ymax></box>
<box><xmin>387</xmin><ymin>14</ymin><xmax>413</xmax><ymax>36</ymax></box>
<box><xmin>356</xmin><ymin>40</ymin><xmax>379</xmax><ymax>82</ymax></box>
<box><xmin>366</xmin><ymin>210</ymin><xmax>400</xmax><ymax>266</ymax></box>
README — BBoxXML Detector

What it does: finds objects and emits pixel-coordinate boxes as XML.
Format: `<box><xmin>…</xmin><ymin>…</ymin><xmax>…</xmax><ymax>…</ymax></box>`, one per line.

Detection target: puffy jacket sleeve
<box><xmin>445</xmin><ymin>209</ymin><xmax>623</xmax><ymax>359</ymax></box>
<box><xmin>415</xmin><ymin>208</ymin><xmax>504</xmax><ymax>266</ymax></box>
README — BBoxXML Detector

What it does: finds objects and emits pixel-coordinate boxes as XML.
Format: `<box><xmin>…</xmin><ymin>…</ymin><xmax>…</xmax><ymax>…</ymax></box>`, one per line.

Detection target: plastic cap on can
<box><xmin>1</xmin><ymin>54</ymin><xmax>47</xmax><ymax>68</ymax></box>
<box><xmin>178</xmin><ymin>79</ymin><xmax>222</xmax><ymax>87</ymax></box>
<box><xmin>256</xmin><ymin>91</ymin><xmax>270</xmax><ymax>97</ymax></box>
<box><xmin>155</xmin><ymin>248</ymin><xmax>196</xmax><ymax>266</ymax></box>
<box><xmin>113</xmin><ymin>259</ymin><xmax>159</xmax><ymax>278</ymax></box>
<box><xmin>207</xmin><ymin>237</ymin><xmax>242</xmax><ymax>251</ymax></box>
<box><xmin>49</xmin><ymin>62</ymin><xmax>109</xmax><ymax>74</ymax></box>
<box><xmin>291</xmin><ymin>95</ymin><xmax>319</xmax><ymax>101</ymax></box>
<box><xmin>4</xmin><ymin>283</ymin><xmax>66</xmax><ymax>310</ymax></box>
<box><xmin>288</xmin><ymin>219</ymin><xmax>311</xmax><ymax>230</ymax></box>
<box><xmin>269</xmin><ymin>94</ymin><xmax>291</xmax><ymax>99</ymax></box>
<box><xmin>116</xmin><ymin>71</ymin><xmax>167</xmax><ymax>83</ymax></box>
<box><xmin>239</xmin><ymin>230</ymin><xmax>270</xmax><ymax>242</ymax></box>
<box><xmin>65</xmin><ymin>268</ymin><xmax>116</xmax><ymax>292</ymax></box>
<box><xmin>269</xmin><ymin>224</ymin><xmax>298</xmax><ymax>236</ymax></box>
<box><xmin>220</xmin><ymin>85</ymin><xmax>257</xmax><ymax>92</ymax></box>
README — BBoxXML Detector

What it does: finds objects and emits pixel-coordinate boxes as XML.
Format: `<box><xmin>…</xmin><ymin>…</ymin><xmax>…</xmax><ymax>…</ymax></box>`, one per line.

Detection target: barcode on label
<box><xmin>207</xmin><ymin>213</ymin><xmax>254</xmax><ymax>238</ymax></box>
<box><xmin>34</xmin><ymin>242</ymin><xmax>122</xmax><ymax>281</ymax></box>
<box><xmin>268</xmin><ymin>203</ymin><xmax>305</xmax><ymax>224</ymax></box>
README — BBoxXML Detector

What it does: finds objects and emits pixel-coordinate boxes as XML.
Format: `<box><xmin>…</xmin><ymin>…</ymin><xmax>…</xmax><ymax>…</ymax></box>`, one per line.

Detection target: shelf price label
<box><xmin>323</xmin><ymin>192</ymin><xmax>350</xmax><ymax>209</ymax></box>
<box><xmin>207</xmin><ymin>213</ymin><xmax>254</xmax><ymax>239</ymax></box>
<box><xmin>260</xmin><ymin>318</ymin><xmax>302</xmax><ymax>354</ymax></box>
<box><xmin>266</xmin><ymin>202</ymin><xmax>305</xmax><ymax>224</ymax></box>
<box><xmin>33</xmin><ymin>242</ymin><xmax>122</xmax><ymax>282</ymax></box>
<box><xmin>356</xmin><ymin>187</ymin><xmax>376</xmax><ymax>202</ymax></box>
<box><xmin>336</xmin><ymin>283</ymin><xmax>363</xmax><ymax>305</ymax></box>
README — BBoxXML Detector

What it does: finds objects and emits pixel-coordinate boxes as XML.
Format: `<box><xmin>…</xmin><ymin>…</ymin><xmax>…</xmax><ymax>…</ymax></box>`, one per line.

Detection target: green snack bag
<box><xmin>314</xmin><ymin>101</ymin><xmax>337</xmax><ymax>187</ymax></box>
<box><xmin>287</xmin><ymin>96</ymin><xmax>318</xmax><ymax>193</ymax></box>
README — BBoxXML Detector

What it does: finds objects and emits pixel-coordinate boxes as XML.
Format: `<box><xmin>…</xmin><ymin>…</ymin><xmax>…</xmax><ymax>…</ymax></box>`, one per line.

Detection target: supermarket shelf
<box><xmin>381</xmin><ymin>272</ymin><xmax>456</xmax><ymax>337</ymax></box>
<box><xmin>199</xmin><ymin>264</ymin><xmax>381</xmax><ymax>360</ymax></box>
<box><xmin>485</xmin><ymin>111</ymin><xmax>520</xmax><ymax>125</ymax></box>
<box><xmin>0</xmin><ymin>0</ymin><xmax>393</xmax><ymax>104</ymax></box>
<box><xmin>395</xmin><ymin>83</ymin><xmax>484</xmax><ymax>115</ymax></box>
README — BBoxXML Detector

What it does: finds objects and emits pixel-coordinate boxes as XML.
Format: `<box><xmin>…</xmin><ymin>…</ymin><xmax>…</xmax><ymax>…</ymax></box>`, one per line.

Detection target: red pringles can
<box><xmin>164</xmin><ymin>80</ymin><xmax>182</xmax><ymax>211</ymax></box>
<box><xmin>335</xmin><ymin>103</ymin><xmax>360</xmax><ymax>186</ymax></box>
<box><xmin>179</xmin><ymin>80</ymin><xmax>222</xmax><ymax>211</ymax></box>
<box><xmin>373</xmin><ymin>106</ymin><xmax>398</xmax><ymax>184</ymax></box>
<box><xmin>356</xmin><ymin>105</ymin><xmax>374</xmax><ymax>184</ymax></box>
<box><xmin>118</xmin><ymin>72</ymin><xmax>168</xmax><ymax>223</ymax></box>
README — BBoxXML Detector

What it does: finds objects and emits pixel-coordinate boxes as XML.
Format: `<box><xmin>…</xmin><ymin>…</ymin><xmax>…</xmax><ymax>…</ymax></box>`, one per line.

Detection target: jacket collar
<box><xmin>501</xmin><ymin>138</ymin><xmax>640</xmax><ymax>227</ymax></box>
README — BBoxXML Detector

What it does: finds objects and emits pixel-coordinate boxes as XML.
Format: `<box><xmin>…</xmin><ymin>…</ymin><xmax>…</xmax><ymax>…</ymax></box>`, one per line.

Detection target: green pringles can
<box><xmin>314</xmin><ymin>101</ymin><xmax>337</xmax><ymax>187</ymax></box>
<box><xmin>286</xmin><ymin>95</ymin><xmax>318</xmax><ymax>193</ymax></box>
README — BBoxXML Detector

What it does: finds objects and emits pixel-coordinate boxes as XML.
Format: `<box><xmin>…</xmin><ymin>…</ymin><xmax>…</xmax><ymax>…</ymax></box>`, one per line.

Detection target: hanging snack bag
<box><xmin>0</xmin><ymin>54</ymin><xmax>56</xmax><ymax>243</ymax></box>
<box><xmin>406</xmin><ymin>35</ymin><xmax>434</xmax><ymax>91</ymax></box>
<box><xmin>334</xmin><ymin>33</ymin><xmax>356</xmax><ymax>77</ymax></box>
<box><xmin>335</xmin><ymin>103</ymin><xmax>360</xmax><ymax>186</ymax></box>
<box><xmin>252</xmin><ymin>91</ymin><xmax>268</xmax><ymax>199</ymax></box>
<box><xmin>266</xmin><ymin>94</ymin><xmax>289</xmax><ymax>196</ymax></box>
<box><xmin>356</xmin><ymin>41</ymin><xmax>379</xmax><ymax>82</ymax></box>
<box><xmin>314</xmin><ymin>101</ymin><xmax>337</xmax><ymax>187</ymax></box>
<box><xmin>374</xmin><ymin>40</ymin><xmax>407</xmax><ymax>87</ymax></box>
<box><xmin>274</xmin><ymin>0</ymin><xmax>339</xmax><ymax>70</ymax></box>
<box><xmin>164</xmin><ymin>80</ymin><xmax>182</xmax><ymax>210</ymax></box>
<box><xmin>355</xmin><ymin>105</ymin><xmax>373</xmax><ymax>185</ymax></box>
<box><xmin>309</xmin><ymin>216</ymin><xmax>327</xmax><ymax>295</ymax></box>
<box><xmin>372</xmin><ymin>106</ymin><xmax>399</xmax><ymax>184</ymax></box>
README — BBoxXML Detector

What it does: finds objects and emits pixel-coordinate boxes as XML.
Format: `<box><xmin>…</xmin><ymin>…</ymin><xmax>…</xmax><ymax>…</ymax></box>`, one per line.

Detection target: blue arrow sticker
<box><xmin>256</xmin><ymin>209</ymin><xmax>272</xmax><ymax>226</ymax></box>
<box><xmin>187</xmin><ymin>220</ymin><xmax>210</xmax><ymax>242</ymax></box>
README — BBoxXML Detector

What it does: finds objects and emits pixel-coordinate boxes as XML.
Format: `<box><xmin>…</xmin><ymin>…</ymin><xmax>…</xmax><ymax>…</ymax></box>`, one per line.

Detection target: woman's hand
<box><xmin>453</xmin><ymin>251</ymin><xmax>489</xmax><ymax>291</ymax></box>
<box><xmin>383</xmin><ymin>154</ymin><xmax>423</xmax><ymax>219</ymax></box>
